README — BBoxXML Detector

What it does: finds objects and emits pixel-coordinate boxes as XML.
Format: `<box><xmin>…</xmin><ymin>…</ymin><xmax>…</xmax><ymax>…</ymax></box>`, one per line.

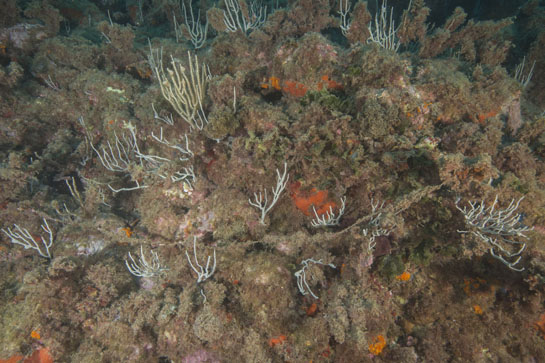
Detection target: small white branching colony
<box><xmin>455</xmin><ymin>195</ymin><xmax>533</xmax><ymax>271</ymax></box>
<box><xmin>125</xmin><ymin>245</ymin><xmax>169</xmax><ymax>277</ymax></box>
<box><xmin>148</xmin><ymin>44</ymin><xmax>211</xmax><ymax>131</ymax></box>
<box><xmin>362</xmin><ymin>198</ymin><xmax>394</xmax><ymax>252</ymax></box>
<box><xmin>186</xmin><ymin>236</ymin><xmax>216</xmax><ymax>302</ymax></box>
<box><xmin>174</xmin><ymin>1</ymin><xmax>209</xmax><ymax>49</ymax></box>
<box><xmin>248</xmin><ymin>162</ymin><xmax>289</xmax><ymax>225</ymax></box>
<box><xmin>294</xmin><ymin>258</ymin><xmax>336</xmax><ymax>299</ymax></box>
<box><xmin>514</xmin><ymin>56</ymin><xmax>535</xmax><ymax>88</ymax></box>
<box><xmin>311</xmin><ymin>196</ymin><xmax>347</xmax><ymax>227</ymax></box>
<box><xmin>338</xmin><ymin>0</ymin><xmax>351</xmax><ymax>36</ymax></box>
<box><xmin>367</xmin><ymin>0</ymin><xmax>401</xmax><ymax>52</ymax></box>
<box><xmin>222</xmin><ymin>0</ymin><xmax>268</xmax><ymax>35</ymax></box>
<box><xmin>2</xmin><ymin>218</ymin><xmax>54</xmax><ymax>259</ymax></box>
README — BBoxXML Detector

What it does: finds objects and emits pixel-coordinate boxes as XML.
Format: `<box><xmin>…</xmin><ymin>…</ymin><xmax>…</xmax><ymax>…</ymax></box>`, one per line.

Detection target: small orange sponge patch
<box><xmin>121</xmin><ymin>227</ymin><xmax>133</xmax><ymax>238</ymax></box>
<box><xmin>396</xmin><ymin>271</ymin><xmax>411</xmax><ymax>281</ymax></box>
<box><xmin>269</xmin><ymin>335</ymin><xmax>287</xmax><ymax>347</ymax></box>
<box><xmin>368</xmin><ymin>335</ymin><xmax>386</xmax><ymax>355</ymax></box>
<box><xmin>30</xmin><ymin>330</ymin><xmax>40</xmax><ymax>339</ymax></box>
<box><xmin>534</xmin><ymin>313</ymin><xmax>545</xmax><ymax>339</ymax></box>
<box><xmin>0</xmin><ymin>348</ymin><xmax>54</xmax><ymax>363</ymax></box>
<box><xmin>290</xmin><ymin>183</ymin><xmax>337</xmax><ymax>217</ymax></box>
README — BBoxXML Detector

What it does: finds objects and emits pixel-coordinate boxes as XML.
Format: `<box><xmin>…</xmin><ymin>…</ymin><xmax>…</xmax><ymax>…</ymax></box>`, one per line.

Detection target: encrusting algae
<box><xmin>1</xmin><ymin>0</ymin><xmax>545</xmax><ymax>361</ymax></box>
